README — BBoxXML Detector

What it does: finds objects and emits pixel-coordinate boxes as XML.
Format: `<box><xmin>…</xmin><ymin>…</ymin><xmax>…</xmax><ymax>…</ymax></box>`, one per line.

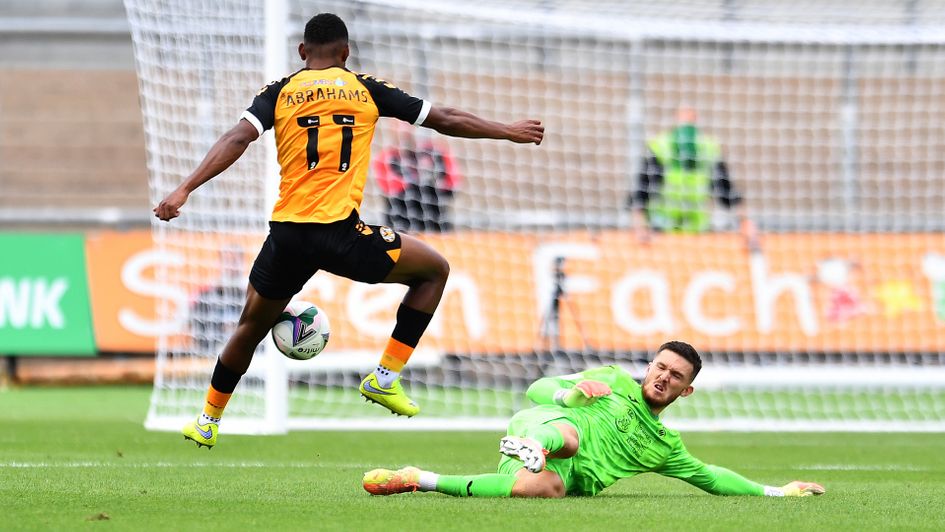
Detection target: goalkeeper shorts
<box><xmin>249</xmin><ymin>209</ymin><xmax>402</xmax><ymax>299</ymax></box>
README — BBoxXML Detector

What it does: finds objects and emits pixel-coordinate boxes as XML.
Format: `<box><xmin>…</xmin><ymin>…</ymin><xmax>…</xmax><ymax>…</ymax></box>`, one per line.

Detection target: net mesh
<box><xmin>126</xmin><ymin>0</ymin><xmax>945</xmax><ymax>431</ymax></box>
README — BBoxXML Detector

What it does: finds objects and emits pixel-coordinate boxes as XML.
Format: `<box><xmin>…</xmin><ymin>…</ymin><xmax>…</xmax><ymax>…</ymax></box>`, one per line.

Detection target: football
<box><xmin>270</xmin><ymin>301</ymin><xmax>331</xmax><ymax>360</ymax></box>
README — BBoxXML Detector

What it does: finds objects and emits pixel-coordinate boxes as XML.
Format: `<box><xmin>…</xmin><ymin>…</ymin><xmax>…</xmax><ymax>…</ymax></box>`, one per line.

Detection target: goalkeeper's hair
<box><xmin>658</xmin><ymin>340</ymin><xmax>702</xmax><ymax>381</ymax></box>
<box><xmin>304</xmin><ymin>13</ymin><xmax>348</xmax><ymax>46</ymax></box>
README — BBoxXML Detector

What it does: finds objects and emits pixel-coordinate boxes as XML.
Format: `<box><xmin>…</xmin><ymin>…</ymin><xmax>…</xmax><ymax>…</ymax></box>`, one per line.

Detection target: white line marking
<box><xmin>0</xmin><ymin>461</ymin><xmax>373</xmax><ymax>469</ymax></box>
<box><xmin>753</xmin><ymin>464</ymin><xmax>936</xmax><ymax>472</ymax></box>
<box><xmin>2</xmin><ymin>462</ymin><xmax>939</xmax><ymax>473</ymax></box>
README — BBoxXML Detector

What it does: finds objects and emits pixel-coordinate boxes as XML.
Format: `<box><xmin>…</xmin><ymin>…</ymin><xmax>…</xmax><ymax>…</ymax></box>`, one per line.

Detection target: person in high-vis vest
<box><xmin>630</xmin><ymin>108</ymin><xmax>758</xmax><ymax>249</ymax></box>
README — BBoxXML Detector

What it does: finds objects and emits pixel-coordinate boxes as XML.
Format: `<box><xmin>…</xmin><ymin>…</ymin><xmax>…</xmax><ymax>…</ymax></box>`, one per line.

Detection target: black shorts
<box><xmin>249</xmin><ymin>210</ymin><xmax>402</xmax><ymax>299</ymax></box>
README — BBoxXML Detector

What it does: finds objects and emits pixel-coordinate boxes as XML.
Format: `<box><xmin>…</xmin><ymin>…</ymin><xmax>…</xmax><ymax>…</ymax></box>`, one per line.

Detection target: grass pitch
<box><xmin>3</xmin><ymin>387</ymin><xmax>945</xmax><ymax>531</ymax></box>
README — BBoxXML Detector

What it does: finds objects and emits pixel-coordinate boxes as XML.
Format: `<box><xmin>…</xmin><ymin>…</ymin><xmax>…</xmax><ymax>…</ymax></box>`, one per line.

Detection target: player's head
<box><xmin>641</xmin><ymin>340</ymin><xmax>702</xmax><ymax>410</ymax></box>
<box><xmin>300</xmin><ymin>13</ymin><xmax>349</xmax><ymax>64</ymax></box>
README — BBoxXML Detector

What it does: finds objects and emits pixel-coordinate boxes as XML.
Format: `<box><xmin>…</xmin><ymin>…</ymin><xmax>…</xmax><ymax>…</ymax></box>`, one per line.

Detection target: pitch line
<box><xmin>756</xmin><ymin>464</ymin><xmax>934</xmax><ymax>472</ymax></box>
<box><xmin>0</xmin><ymin>461</ymin><xmax>373</xmax><ymax>469</ymax></box>
<box><xmin>1</xmin><ymin>461</ymin><xmax>937</xmax><ymax>472</ymax></box>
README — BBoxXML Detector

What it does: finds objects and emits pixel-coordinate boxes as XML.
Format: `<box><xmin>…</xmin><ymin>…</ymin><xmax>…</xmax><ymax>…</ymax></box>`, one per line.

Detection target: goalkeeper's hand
<box><xmin>779</xmin><ymin>481</ymin><xmax>826</xmax><ymax>497</ymax></box>
<box><xmin>553</xmin><ymin>380</ymin><xmax>612</xmax><ymax>408</ymax></box>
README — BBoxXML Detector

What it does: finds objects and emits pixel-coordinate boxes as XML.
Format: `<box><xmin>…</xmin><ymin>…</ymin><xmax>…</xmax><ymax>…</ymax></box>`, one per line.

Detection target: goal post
<box><xmin>128</xmin><ymin>0</ymin><xmax>945</xmax><ymax>433</ymax></box>
<box><xmin>261</xmin><ymin>0</ymin><xmax>290</xmax><ymax>435</ymax></box>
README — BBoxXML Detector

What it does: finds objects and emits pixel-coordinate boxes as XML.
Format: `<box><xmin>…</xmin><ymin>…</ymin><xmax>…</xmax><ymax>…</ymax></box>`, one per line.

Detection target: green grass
<box><xmin>3</xmin><ymin>387</ymin><xmax>945</xmax><ymax>531</ymax></box>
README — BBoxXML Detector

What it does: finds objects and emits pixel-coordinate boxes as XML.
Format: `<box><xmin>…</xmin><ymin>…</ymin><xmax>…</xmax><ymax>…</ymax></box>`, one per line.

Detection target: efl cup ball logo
<box><xmin>271</xmin><ymin>301</ymin><xmax>331</xmax><ymax>360</ymax></box>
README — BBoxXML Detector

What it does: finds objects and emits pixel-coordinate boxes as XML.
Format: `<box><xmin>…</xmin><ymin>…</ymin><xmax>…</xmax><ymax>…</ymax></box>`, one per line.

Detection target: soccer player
<box><xmin>154</xmin><ymin>13</ymin><xmax>544</xmax><ymax>447</ymax></box>
<box><xmin>362</xmin><ymin>341</ymin><xmax>826</xmax><ymax>498</ymax></box>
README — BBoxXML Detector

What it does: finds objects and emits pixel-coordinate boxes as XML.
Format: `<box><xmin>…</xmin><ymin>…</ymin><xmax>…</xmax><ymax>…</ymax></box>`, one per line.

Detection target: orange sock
<box><xmin>202</xmin><ymin>385</ymin><xmax>232</xmax><ymax>421</ymax></box>
<box><xmin>375</xmin><ymin>338</ymin><xmax>414</xmax><ymax>387</ymax></box>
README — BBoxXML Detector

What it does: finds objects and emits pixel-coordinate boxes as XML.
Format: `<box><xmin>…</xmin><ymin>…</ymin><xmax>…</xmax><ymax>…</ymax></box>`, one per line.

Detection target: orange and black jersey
<box><xmin>241</xmin><ymin>67</ymin><xmax>431</xmax><ymax>223</ymax></box>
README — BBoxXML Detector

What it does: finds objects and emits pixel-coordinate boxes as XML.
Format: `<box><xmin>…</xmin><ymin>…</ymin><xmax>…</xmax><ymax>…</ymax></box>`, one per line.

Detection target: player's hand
<box><xmin>154</xmin><ymin>188</ymin><xmax>190</xmax><ymax>222</ymax></box>
<box><xmin>780</xmin><ymin>481</ymin><xmax>825</xmax><ymax>497</ymax></box>
<box><xmin>506</xmin><ymin>120</ymin><xmax>544</xmax><ymax>145</ymax></box>
<box><xmin>558</xmin><ymin>380</ymin><xmax>612</xmax><ymax>408</ymax></box>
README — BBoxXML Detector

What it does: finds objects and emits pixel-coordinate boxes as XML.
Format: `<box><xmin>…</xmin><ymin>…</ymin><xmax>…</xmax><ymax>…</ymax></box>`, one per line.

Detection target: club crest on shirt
<box><xmin>380</xmin><ymin>226</ymin><xmax>396</xmax><ymax>243</ymax></box>
<box><xmin>614</xmin><ymin>408</ymin><xmax>636</xmax><ymax>433</ymax></box>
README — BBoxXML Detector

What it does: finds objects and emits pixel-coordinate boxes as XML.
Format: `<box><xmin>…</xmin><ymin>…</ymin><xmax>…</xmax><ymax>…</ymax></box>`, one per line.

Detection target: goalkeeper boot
<box><xmin>363</xmin><ymin>466</ymin><xmax>421</xmax><ymax>495</ymax></box>
<box><xmin>499</xmin><ymin>436</ymin><xmax>548</xmax><ymax>473</ymax></box>
<box><xmin>182</xmin><ymin>418</ymin><xmax>218</xmax><ymax>449</ymax></box>
<box><xmin>781</xmin><ymin>481</ymin><xmax>826</xmax><ymax>497</ymax></box>
<box><xmin>359</xmin><ymin>374</ymin><xmax>419</xmax><ymax>417</ymax></box>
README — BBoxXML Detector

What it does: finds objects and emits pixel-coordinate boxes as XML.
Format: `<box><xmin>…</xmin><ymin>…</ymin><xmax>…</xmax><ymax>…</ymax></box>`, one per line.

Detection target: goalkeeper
<box><xmin>363</xmin><ymin>341</ymin><xmax>825</xmax><ymax>498</ymax></box>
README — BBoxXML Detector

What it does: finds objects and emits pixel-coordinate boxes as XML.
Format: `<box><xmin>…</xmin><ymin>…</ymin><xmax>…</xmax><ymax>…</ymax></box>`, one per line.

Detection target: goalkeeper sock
<box><xmin>202</xmin><ymin>358</ymin><xmax>242</xmax><ymax>420</ymax></box>
<box><xmin>522</xmin><ymin>423</ymin><xmax>565</xmax><ymax>454</ymax></box>
<box><xmin>430</xmin><ymin>473</ymin><xmax>516</xmax><ymax>497</ymax></box>
<box><xmin>375</xmin><ymin>304</ymin><xmax>433</xmax><ymax>388</ymax></box>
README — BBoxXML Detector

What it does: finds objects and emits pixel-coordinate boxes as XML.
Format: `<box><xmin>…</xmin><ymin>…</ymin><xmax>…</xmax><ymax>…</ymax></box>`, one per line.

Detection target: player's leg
<box><xmin>218</xmin><ymin>285</ymin><xmax>293</xmax><ymax>374</ymax></box>
<box><xmin>500</xmin><ymin>407</ymin><xmax>581</xmax><ymax>471</ymax></box>
<box><xmin>184</xmin><ymin>227</ymin><xmax>311</xmax><ymax>448</ymax></box>
<box><xmin>363</xmin><ymin>466</ymin><xmax>519</xmax><ymax>498</ymax></box>
<box><xmin>321</xmin><ymin>213</ymin><xmax>448</xmax><ymax>415</ymax></box>
<box><xmin>359</xmin><ymin>233</ymin><xmax>449</xmax><ymax>416</ymax></box>
<box><xmin>363</xmin><ymin>410</ymin><xmax>576</xmax><ymax>498</ymax></box>
<box><xmin>363</xmin><ymin>458</ymin><xmax>568</xmax><ymax>498</ymax></box>
<box><xmin>183</xmin><ymin>285</ymin><xmax>291</xmax><ymax>448</ymax></box>
<box><xmin>427</xmin><ymin>452</ymin><xmax>570</xmax><ymax>498</ymax></box>
<box><xmin>501</xmin><ymin>422</ymin><xmax>576</xmax><ymax>497</ymax></box>
<box><xmin>381</xmin><ymin>232</ymin><xmax>450</xmax><ymax>305</ymax></box>
<box><xmin>510</xmin><ymin>469</ymin><xmax>566</xmax><ymax>498</ymax></box>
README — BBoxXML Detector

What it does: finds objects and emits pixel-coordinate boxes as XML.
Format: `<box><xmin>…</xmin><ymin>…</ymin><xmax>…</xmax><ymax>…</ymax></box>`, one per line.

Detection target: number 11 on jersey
<box><xmin>296</xmin><ymin>114</ymin><xmax>355</xmax><ymax>172</ymax></box>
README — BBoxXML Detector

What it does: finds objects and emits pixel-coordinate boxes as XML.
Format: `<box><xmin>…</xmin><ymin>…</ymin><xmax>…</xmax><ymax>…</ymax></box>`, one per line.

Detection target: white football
<box><xmin>271</xmin><ymin>301</ymin><xmax>331</xmax><ymax>360</ymax></box>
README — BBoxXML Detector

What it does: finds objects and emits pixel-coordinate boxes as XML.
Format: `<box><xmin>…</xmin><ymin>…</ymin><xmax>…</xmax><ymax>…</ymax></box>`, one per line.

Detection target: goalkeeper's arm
<box><xmin>526</xmin><ymin>376</ymin><xmax>612</xmax><ymax>408</ymax></box>
<box><xmin>681</xmin><ymin>464</ymin><xmax>825</xmax><ymax>497</ymax></box>
<box><xmin>659</xmin><ymin>439</ymin><xmax>824</xmax><ymax>497</ymax></box>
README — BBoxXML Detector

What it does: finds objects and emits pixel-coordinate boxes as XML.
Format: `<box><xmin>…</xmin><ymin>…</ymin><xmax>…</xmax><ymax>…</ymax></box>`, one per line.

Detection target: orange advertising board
<box><xmin>85</xmin><ymin>230</ymin><xmax>945</xmax><ymax>353</ymax></box>
<box><xmin>85</xmin><ymin>231</ymin><xmax>156</xmax><ymax>352</ymax></box>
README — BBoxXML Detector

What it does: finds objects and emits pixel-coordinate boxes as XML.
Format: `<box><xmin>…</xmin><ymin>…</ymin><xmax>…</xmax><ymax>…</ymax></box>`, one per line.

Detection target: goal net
<box><xmin>126</xmin><ymin>0</ymin><xmax>945</xmax><ymax>432</ymax></box>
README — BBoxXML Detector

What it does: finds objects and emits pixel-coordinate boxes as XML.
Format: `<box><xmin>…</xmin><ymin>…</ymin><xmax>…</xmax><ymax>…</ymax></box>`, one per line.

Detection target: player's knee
<box><xmin>544</xmin><ymin>481</ymin><xmax>566</xmax><ymax>498</ymax></box>
<box><xmin>429</xmin><ymin>253</ymin><xmax>450</xmax><ymax>283</ymax></box>
<box><xmin>524</xmin><ymin>481</ymin><xmax>565</xmax><ymax>498</ymax></box>
<box><xmin>512</xmin><ymin>472</ymin><xmax>566</xmax><ymax>498</ymax></box>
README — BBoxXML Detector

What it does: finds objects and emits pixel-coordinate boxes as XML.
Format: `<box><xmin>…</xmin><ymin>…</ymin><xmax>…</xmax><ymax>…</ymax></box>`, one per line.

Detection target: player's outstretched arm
<box><xmin>526</xmin><ymin>376</ymin><xmax>611</xmax><ymax>408</ymax></box>
<box><xmin>422</xmin><ymin>106</ymin><xmax>543</xmax><ymax>145</ymax></box>
<box><xmin>154</xmin><ymin>119</ymin><xmax>260</xmax><ymax>221</ymax></box>
<box><xmin>664</xmin><ymin>460</ymin><xmax>826</xmax><ymax>497</ymax></box>
<box><xmin>697</xmin><ymin>465</ymin><xmax>825</xmax><ymax>497</ymax></box>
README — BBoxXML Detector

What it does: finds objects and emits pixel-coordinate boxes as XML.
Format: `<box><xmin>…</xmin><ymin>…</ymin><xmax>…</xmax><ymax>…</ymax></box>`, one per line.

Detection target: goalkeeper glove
<box><xmin>553</xmin><ymin>380</ymin><xmax>612</xmax><ymax>408</ymax></box>
<box><xmin>767</xmin><ymin>481</ymin><xmax>825</xmax><ymax>497</ymax></box>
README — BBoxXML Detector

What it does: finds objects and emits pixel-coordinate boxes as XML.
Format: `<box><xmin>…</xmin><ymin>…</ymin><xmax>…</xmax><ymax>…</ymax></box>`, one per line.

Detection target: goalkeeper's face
<box><xmin>642</xmin><ymin>350</ymin><xmax>695</xmax><ymax>409</ymax></box>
